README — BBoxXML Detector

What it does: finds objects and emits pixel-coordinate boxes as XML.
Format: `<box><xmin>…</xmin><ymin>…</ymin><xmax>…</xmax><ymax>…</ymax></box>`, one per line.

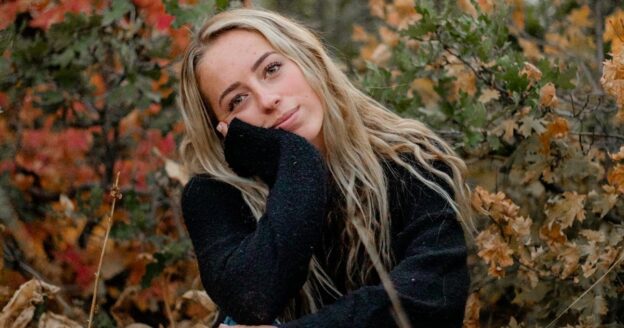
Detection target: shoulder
<box><xmin>381</xmin><ymin>153</ymin><xmax>454</xmax><ymax>197</ymax></box>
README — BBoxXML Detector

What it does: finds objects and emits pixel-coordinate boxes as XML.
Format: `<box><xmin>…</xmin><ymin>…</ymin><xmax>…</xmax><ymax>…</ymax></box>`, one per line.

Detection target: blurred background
<box><xmin>1</xmin><ymin>0</ymin><xmax>623</xmax><ymax>327</ymax></box>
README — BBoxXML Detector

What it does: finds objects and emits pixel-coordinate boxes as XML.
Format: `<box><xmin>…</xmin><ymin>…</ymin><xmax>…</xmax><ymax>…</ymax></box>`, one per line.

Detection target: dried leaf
<box><xmin>38</xmin><ymin>312</ymin><xmax>82</xmax><ymax>328</ymax></box>
<box><xmin>519</xmin><ymin>62</ymin><xmax>542</xmax><ymax>82</ymax></box>
<box><xmin>411</xmin><ymin>78</ymin><xmax>441</xmax><ymax>109</ymax></box>
<box><xmin>609</xmin><ymin>146</ymin><xmax>624</xmax><ymax>161</ymax></box>
<box><xmin>476</xmin><ymin>225</ymin><xmax>514</xmax><ymax>278</ymax></box>
<box><xmin>0</xmin><ymin>279</ymin><xmax>60</xmax><ymax>328</ymax></box>
<box><xmin>558</xmin><ymin>243</ymin><xmax>580</xmax><ymax>279</ymax></box>
<box><xmin>462</xmin><ymin>292</ymin><xmax>480</xmax><ymax>328</ymax></box>
<box><xmin>567</xmin><ymin>5</ymin><xmax>592</xmax><ymax>28</ymax></box>
<box><xmin>518</xmin><ymin>115</ymin><xmax>546</xmax><ymax>137</ymax></box>
<box><xmin>544</xmin><ymin>192</ymin><xmax>586</xmax><ymax>229</ymax></box>
<box><xmin>457</xmin><ymin>0</ymin><xmax>478</xmax><ymax>18</ymax></box>
<box><xmin>478</xmin><ymin>88</ymin><xmax>500</xmax><ymax>104</ymax></box>
<box><xmin>539</xmin><ymin>82</ymin><xmax>559</xmax><ymax>108</ymax></box>
<box><xmin>607</xmin><ymin>164</ymin><xmax>624</xmax><ymax>194</ymax></box>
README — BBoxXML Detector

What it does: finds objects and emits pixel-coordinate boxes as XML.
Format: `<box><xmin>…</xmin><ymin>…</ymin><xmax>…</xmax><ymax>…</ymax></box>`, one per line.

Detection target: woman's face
<box><xmin>196</xmin><ymin>29</ymin><xmax>325</xmax><ymax>152</ymax></box>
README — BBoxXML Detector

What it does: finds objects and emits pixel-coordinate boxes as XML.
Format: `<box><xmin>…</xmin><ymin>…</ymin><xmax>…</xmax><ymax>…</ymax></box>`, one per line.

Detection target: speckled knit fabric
<box><xmin>181</xmin><ymin>118</ymin><xmax>469</xmax><ymax>328</ymax></box>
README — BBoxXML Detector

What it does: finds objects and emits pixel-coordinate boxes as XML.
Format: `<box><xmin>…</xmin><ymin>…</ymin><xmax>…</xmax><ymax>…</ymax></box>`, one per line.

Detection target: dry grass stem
<box><xmin>87</xmin><ymin>171</ymin><xmax>122</xmax><ymax>328</ymax></box>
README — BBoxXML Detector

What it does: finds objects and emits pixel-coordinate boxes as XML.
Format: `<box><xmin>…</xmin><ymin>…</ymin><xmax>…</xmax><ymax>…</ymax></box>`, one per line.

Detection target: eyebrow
<box><xmin>218</xmin><ymin>51</ymin><xmax>277</xmax><ymax>107</ymax></box>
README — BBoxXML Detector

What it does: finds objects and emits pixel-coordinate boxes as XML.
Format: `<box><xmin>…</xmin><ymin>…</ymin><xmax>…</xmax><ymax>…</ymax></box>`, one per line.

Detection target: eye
<box><xmin>264</xmin><ymin>61</ymin><xmax>282</xmax><ymax>77</ymax></box>
<box><xmin>228</xmin><ymin>94</ymin><xmax>247</xmax><ymax>111</ymax></box>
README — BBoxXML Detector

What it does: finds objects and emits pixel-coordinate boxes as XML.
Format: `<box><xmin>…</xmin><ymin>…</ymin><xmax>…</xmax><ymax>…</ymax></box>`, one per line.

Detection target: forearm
<box><xmin>183</xmin><ymin>126</ymin><xmax>328</xmax><ymax>324</ymax></box>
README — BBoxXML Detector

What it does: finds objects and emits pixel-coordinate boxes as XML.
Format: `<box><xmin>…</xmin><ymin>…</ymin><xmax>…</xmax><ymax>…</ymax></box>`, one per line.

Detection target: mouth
<box><xmin>271</xmin><ymin>107</ymin><xmax>299</xmax><ymax>129</ymax></box>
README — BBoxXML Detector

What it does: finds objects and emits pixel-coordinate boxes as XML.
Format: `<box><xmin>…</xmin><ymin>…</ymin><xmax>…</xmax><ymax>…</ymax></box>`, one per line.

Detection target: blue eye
<box><xmin>229</xmin><ymin>94</ymin><xmax>246</xmax><ymax>111</ymax></box>
<box><xmin>264</xmin><ymin>61</ymin><xmax>282</xmax><ymax>77</ymax></box>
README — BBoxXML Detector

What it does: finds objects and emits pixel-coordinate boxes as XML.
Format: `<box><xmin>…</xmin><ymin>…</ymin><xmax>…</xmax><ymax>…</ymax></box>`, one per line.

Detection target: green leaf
<box><xmin>216</xmin><ymin>0</ymin><xmax>229</xmax><ymax>12</ymax></box>
<box><xmin>103</xmin><ymin>0</ymin><xmax>133</xmax><ymax>26</ymax></box>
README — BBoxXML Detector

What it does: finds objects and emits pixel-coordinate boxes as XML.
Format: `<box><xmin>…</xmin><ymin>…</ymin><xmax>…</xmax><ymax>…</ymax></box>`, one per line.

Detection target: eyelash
<box><xmin>227</xmin><ymin>61</ymin><xmax>283</xmax><ymax>111</ymax></box>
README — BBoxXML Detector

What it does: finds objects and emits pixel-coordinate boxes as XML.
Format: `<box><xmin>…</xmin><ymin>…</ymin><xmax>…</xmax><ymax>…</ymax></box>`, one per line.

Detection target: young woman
<box><xmin>179</xmin><ymin>8</ymin><xmax>473</xmax><ymax>328</ymax></box>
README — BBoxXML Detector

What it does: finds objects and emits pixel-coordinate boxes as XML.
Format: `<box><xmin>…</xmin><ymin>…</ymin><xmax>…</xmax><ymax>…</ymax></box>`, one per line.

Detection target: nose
<box><xmin>257</xmin><ymin>90</ymin><xmax>280</xmax><ymax>113</ymax></box>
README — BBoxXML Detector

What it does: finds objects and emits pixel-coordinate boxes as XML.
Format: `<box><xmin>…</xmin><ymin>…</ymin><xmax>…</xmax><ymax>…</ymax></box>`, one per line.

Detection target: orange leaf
<box><xmin>607</xmin><ymin>164</ymin><xmax>624</xmax><ymax>194</ymax></box>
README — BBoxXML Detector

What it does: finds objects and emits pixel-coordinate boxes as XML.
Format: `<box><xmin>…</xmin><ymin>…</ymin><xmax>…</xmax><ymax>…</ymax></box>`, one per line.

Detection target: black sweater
<box><xmin>181</xmin><ymin>119</ymin><xmax>469</xmax><ymax>328</ymax></box>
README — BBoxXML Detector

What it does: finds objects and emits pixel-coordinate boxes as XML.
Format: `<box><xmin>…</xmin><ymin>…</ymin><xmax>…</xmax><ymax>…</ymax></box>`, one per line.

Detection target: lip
<box><xmin>271</xmin><ymin>107</ymin><xmax>299</xmax><ymax>129</ymax></box>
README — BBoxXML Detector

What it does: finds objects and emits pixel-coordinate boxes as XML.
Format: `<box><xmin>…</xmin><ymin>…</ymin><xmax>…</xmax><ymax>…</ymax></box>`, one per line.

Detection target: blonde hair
<box><xmin>179</xmin><ymin>8</ymin><xmax>474</xmax><ymax>323</ymax></box>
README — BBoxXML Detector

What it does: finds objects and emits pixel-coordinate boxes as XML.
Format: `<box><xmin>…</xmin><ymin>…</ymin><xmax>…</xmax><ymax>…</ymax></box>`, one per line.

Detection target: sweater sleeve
<box><xmin>181</xmin><ymin>121</ymin><xmax>328</xmax><ymax>325</ymax></box>
<box><xmin>278</xmin><ymin>162</ymin><xmax>470</xmax><ymax>328</ymax></box>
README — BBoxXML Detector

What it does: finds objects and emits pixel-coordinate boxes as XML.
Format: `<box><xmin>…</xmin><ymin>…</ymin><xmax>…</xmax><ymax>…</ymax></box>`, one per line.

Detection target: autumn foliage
<box><xmin>0</xmin><ymin>0</ymin><xmax>623</xmax><ymax>327</ymax></box>
<box><xmin>354</xmin><ymin>0</ymin><xmax>624</xmax><ymax>327</ymax></box>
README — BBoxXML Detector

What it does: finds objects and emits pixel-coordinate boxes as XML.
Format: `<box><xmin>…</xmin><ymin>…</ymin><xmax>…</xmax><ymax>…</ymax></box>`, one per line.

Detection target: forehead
<box><xmin>196</xmin><ymin>30</ymin><xmax>276</xmax><ymax>98</ymax></box>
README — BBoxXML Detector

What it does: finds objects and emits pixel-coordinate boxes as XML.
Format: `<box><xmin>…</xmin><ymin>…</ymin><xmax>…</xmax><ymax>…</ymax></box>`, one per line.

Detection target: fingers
<box><xmin>216</xmin><ymin>121</ymin><xmax>229</xmax><ymax>137</ymax></box>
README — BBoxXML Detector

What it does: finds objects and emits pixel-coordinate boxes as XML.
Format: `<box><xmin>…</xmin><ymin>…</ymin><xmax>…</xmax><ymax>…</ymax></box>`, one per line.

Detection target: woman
<box><xmin>179</xmin><ymin>8</ymin><xmax>473</xmax><ymax>328</ymax></box>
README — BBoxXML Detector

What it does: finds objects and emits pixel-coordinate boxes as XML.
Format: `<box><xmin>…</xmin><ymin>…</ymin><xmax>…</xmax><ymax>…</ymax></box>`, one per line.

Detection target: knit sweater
<box><xmin>181</xmin><ymin>118</ymin><xmax>470</xmax><ymax>328</ymax></box>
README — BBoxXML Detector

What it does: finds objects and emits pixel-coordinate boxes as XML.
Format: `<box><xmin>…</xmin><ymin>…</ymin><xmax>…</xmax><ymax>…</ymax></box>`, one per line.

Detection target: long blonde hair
<box><xmin>178</xmin><ymin>8</ymin><xmax>474</xmax><ymax>323</ymax></box>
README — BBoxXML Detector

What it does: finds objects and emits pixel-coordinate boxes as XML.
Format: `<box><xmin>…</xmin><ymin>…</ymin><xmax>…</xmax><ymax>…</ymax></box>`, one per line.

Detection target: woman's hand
<box><xmin>216</xmin><ymin>121</ymin><xmax>229</xmax><ymax>137</ymax></box>
<box><xmin>218</xmin><ymin>325</ymin><xmax>276</xmax><ymax>328</ymax></box>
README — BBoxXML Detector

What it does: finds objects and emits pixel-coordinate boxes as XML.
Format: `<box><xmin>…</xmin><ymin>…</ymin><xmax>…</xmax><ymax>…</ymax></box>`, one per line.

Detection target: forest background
<box><xmin>0</xmin><ymin>0</ymin><xmax>623</xmax><ymax>327</ymax></box>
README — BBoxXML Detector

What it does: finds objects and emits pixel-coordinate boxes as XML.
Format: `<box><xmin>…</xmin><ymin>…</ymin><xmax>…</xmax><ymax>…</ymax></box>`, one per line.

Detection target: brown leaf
<box><xmin>37</xmin><ymin>312</ymin><xmax>82</xmax><ymax>328</ymax></box>
<box><xmin>457</xmin><ymin>0</ymin><xmax>478</xmax><ymax>18</ymax></box>
<box><xmin>0</xmin><ymin>279</ymin><xmax>60</xmax><ymax>328</ymax></box>
<box><xmin>519</xmin><ymin>62</ymin><xmax>542</xmax><ymax>82</ymax></box>
<box><xmin>462</xmin><ymin>292</ymin><xmax>480</xmax><ymax>328</ymax></box>
<box><xmin>477</xmin><ymin>88</ymin><xmax>500</xmax><ymax>104</ymax></box>
<box><xmin>607</xmin><ymin>164</ymin><xmax>624</xmax><ymax>194</ymax></box>
<box><xmin>476</xmin><ymin>225</ymin><xmax>514</xmax><ymax>278</ymax></box>
<box><xmin>567</xmin><ymin>5</ymin><xmax>592</xmax><ymax>28</ymax></box>
<box><xmin>558</xmin><ymin>243</ymin><xmax>580</xmax><ymax>279</ymax></box>
<box><xmin>539</xmin><ymin>82</ymin><xmax>559</xmax><ymax>108</ymax></box>
<box><xmin>539</xmin><ymin>222</ymin><xmax>567</xmax><ymax>245</ymax></box>
<box><xmin>544</xmin><ymin>192</ymin><xmax>586</xmax><ymax>229</ymax></box>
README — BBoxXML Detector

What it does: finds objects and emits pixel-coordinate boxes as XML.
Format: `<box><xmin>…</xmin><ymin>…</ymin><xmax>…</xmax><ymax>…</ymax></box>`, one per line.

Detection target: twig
<box><xmin>545</xmin><ymin>248</ymin><xmax>624</xmax><ymax>328</ymax></box>
<box><xmin>162</xmin><ymin>271</ymin><xmax>176</xmax><ymax>328</ymax></box>
<box><xmin>87</xmin><ymin>171</ymin><xmax>122</xmax><ymax>328</ymax></box>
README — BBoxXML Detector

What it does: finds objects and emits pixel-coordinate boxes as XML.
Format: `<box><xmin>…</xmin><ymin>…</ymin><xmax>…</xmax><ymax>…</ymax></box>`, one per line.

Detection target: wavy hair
<box><xmin>178</xmin><ymin>8</ymin><xmax>474</xmax><ymax>323</ymax></box>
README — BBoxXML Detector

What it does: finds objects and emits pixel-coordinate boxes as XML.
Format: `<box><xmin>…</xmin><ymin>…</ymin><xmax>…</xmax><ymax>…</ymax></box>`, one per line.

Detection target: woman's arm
<box><xmin>181</xmin><ymin>119</ymin><xmax>328</xmax><ymax>325</ymax></box>
<box><xmin>277</xmin><ymin>161</ymin><xmax>470</xmax><ymax>328</ymax></box>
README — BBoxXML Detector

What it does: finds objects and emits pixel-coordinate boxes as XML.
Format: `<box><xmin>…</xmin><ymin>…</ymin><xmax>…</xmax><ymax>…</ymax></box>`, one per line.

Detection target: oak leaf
<box><xmin>519</xmin><ymin>62</ymin><xmax>542</xmax><ymax>82</ymax></box>
<box><xmin>539</xmin><ymin>82</ymin><xmax>559</xmax><ymax>108</ymax></box>
<box><xmin>0</xmin><ymin>279</ymin><xmax>60</xmax><ymax>328</ymax></box>
<box><xmin>544</xmin><ymin>192</ymin><xmax>586</xmax><ymax>229</ymax></box>
<box><xmin>476</xmin><ymin>225</ymin><xmax>514</xmax><ymax>278</ymax></box>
